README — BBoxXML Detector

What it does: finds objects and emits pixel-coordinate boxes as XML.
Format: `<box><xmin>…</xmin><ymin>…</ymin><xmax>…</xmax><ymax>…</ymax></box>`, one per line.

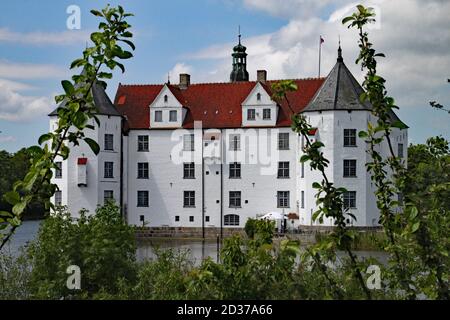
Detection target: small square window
<box><xmin>229</xmin><ymin>191</ymin><xmax>241</xmax><ymax>208</ymax></box>
<box><xmin>344</xmin><ymin>129</ymin><xmax>357</xmax><ymax>147</ymax></box>
<box><xmin>169</xmin><ymin>110</ymin><xmax>177</xmax><ymax>122</ymax></box>
<box><xmin>189</xmin><ymin>216</ymin><xmax>194</xmax><ymax>222</ymax></box>
<box><xmin>247</xmin><ymin>109</ymin><xmax>256</xmax><ymax>120</ymax></box>
<box><xmin>175</xmin><ymin>216</ymin><xmax>180</xmax><ymax>222</ymax></box>
<box><xmin>138</xmin><ymin>135</ymin><xmax>149</xmax><ymax>152</ymax></box>
<box><xmin>137</xmin><ymin>191</ymin><xmax>149</xmax><ymax>207</ymax></box>
<box><xmin>263</xmin><ymin>108</ymin><xmax>271</xmax><ymax>120</ymax></box>
<box><xmin>343</xmin><ymin>191</ymin><xmax>357</xmax><ymax>209</ymax></box>
<box><xmin>184</xmin><ymin>191</ymin><xmax>195</xmax><ymax>207</ymax></box>
<box><xmin>343</xmin><ymin>160</ymin><xmax>357</xmax><ymax>177</ymax></box>
<box><xmin>155</xmin><ymin>110</ymin><xmax>162</xmax><ymax>122</ymax></box>
<box><xmin>205</xmin><ymin>216</ymin><xmax>210</xmax><ymax>222</ymax></box>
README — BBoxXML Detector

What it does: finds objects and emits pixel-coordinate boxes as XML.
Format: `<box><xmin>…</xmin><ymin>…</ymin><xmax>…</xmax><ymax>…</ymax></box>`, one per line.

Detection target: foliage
<box><xmin>0</xmin><ymin>251</ymin><xmax>32</xmax><ymax>300</ymax></box>
<box><xmin>0</xmin><ymin>148</ymin><xmax>46</xmax><ymax>219</ymax></box>
<box><xmin>0</xmin><ymin>4</ymin><xmax>135</xmax><ymax>251</ymax></box>
<box><xmin>244</xmin><ymin>218</ymin><xmax>275</xmax><ymax>244</ymax></box>
<box><xmin>26</xmin><ymin>202</ymin><xmax>136</xmax><ymax>299</ymax></box>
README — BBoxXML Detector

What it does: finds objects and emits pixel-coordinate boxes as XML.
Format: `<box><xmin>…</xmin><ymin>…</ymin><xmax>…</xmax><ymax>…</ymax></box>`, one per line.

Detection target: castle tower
<box><xmin>230</xmin><ymin>31</ymin><xmax>249</xmax><ymax>82</ymax></box>
<box><xmin>49</xmin><ymin>82</ymin><xmax>123</xmax><ymax>217</ymax></box>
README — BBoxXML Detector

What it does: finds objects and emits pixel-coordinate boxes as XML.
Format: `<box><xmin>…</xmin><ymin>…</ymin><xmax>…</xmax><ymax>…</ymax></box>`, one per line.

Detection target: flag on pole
<box><xmin>318</xmin><ymin>36</ymin><xmax>324</xmax><ymax>78</ymax></box>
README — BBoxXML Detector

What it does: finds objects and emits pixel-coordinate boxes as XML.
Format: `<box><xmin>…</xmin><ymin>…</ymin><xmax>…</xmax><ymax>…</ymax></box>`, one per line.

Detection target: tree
<box><xmin>0</xmin><ymin>5</ymin><xmax>135</xmax><ymax>251</ymax></box>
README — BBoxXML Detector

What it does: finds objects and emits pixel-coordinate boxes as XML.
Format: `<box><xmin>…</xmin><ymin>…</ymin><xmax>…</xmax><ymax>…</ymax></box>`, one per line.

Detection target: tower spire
<box><xmin>230</xmin><ymin>28</ymin><xmax>249</xmax><ymax>82</ymax></box>
<box><xmin>337</xmin><ymin>37</ymin><xmax>343</xmax><ymax>63</ymax></box>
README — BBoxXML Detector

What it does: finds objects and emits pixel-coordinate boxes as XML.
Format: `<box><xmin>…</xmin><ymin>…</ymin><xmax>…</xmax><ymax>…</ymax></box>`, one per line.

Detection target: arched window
<box><xmin>256</xmin><ymin>93</ymin><xmax>261</xmax><ymax>101</ymax></box>
<box><xmin>164</xmin><ymin>95</ymin><xmax>168</xmax><ymax>103</ymax></box>
<box><xmin>224</xmin><ymin>214</ymin><xmax>239</xmax><ymax>226</ymax></box>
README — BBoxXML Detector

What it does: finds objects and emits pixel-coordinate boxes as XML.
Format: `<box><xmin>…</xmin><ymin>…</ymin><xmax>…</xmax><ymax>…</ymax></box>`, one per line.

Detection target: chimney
<box><xmin>179</xmin><ymin>73</ymin><xmax>191</xmax><ymax>89</ymax></box>
<box><xmin>257</xmin><ymin>70</ymin><xmax>267</xmax><ymax>83</ymax></box>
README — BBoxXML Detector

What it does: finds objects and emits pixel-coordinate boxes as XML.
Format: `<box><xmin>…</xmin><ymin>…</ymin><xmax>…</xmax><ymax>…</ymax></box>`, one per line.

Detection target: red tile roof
<box><xmin>113</xmin><ymin>78</ymin><xmax>325</xmax><ymax>129</ymax></box>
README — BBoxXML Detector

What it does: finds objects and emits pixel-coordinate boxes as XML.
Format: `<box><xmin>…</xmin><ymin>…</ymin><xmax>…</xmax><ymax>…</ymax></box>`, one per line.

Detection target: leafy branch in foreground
<box><xmin>0</xmin><ymin>5</ymin><xmax>135</xmax><ymax>251</ymax></box>
<box><xmin>272</xmin><ymin>82</ymin><xmax>372</xmax><ymax>299</ymax></box>
<box><xmin>343</xmin><ymin>5</ymin><xmax>449</xmax><ymax>299</ymax></box>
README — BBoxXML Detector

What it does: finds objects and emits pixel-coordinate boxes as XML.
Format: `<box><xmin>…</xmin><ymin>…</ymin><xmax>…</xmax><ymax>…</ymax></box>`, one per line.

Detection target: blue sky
<box><xmin>0</xmin><ymin>0</ymin><xmax>449</xmax><ymax>152</ymax></box>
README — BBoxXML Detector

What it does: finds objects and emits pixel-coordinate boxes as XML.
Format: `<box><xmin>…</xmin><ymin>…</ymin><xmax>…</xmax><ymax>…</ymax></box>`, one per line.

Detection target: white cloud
<box><xmin>167</xmin><ymin>63</ymin><xmax>194</xmax><ymax>82</ymax></box>
<box><xmin>0</xmin><ymin>28</ymin><xmax>90</xmax><ymax>46</ymax></box>
<box><xmin>0</xmin><ymin>82</ymin><xmax>53</xmax><ymax>122</ymax></box>
<box><xmin>0</xmin><ymin>135</ymin><xmax>16</xmax><ymax>143</ymax></box>
<box><xmin>0</xmin><ymin>61</ymin><xmax>66</xmax><ymax>80</ymax></box>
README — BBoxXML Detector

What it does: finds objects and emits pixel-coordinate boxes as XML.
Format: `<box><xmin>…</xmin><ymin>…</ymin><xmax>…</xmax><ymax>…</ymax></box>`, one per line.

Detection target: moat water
<box><xmin>4</xmin><ymin>220</ymin><xmax>388</xmax><ymax>265</ymax></box>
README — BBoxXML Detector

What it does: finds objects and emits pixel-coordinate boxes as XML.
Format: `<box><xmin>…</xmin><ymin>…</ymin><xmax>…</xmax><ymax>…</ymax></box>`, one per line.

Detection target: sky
<box><xmin>0</xmin><ymin>0</ymin><xmax>449</xmax><ymax>152</ymax></box>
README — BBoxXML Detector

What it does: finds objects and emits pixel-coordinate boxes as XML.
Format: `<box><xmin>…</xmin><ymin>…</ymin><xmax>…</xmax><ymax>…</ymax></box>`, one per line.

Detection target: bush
<box><xmin>27</xmin><ymin>202</ymin><xmax>137</xmax><ymax>299</ymax></box>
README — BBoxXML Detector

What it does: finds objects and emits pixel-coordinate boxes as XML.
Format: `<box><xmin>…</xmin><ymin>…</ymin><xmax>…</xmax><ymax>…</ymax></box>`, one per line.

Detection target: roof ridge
<box><xmin>119</xmin><ymin>77</ymin><xmax>326</xmax><ymax>88</ymax></box>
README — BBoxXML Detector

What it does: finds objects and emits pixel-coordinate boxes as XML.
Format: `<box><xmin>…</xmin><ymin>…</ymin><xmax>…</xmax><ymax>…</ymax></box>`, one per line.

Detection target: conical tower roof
<box><xmin>303</xmin><ymin>46</ymin><xmax>371</xmax><ymax>112</ymax></box>
<box><xmin>49</xmin><ymin>74</ymin><xmax>121</xmax><ymax>117</ymax></box>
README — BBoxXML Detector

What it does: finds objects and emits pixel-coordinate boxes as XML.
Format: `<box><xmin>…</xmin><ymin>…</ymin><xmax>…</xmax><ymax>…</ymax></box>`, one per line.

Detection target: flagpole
<box><xmin>318</xmin><ymin>36</ymin><xmax>322</xmax><ymax>78</ymax></box>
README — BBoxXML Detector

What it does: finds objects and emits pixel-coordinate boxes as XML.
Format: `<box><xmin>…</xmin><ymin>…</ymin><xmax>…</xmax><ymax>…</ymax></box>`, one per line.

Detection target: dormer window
<box><xmin>256</xmin><ymin>93</ymin><xmax>261</xmax><ymax>101</ymax></box>
<box><xmin>263</xmin><ymin>108</ymin><xmax>271</xmax><ymax>120</ymax></box>
<box><xmin>169</xmin><ymin>110</ymin><xmax>177</xmax><ymax>122</ymax></box>
<box><xmin>164</xmin><ymin>95</ymin><xmax>168</xmax><ymax>103</ymax></box>
<box><xmin>155</xmin><ymin>110</ymin><xmax>162</xmax><ymax>122</ymax></box>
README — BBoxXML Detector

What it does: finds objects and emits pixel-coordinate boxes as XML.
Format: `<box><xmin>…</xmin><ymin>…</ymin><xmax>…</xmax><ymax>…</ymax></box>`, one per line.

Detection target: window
<box><xmin>256</xmin><ymin>93</ymin><xmax>261</xmax><ymax>101</ymax></box>
<box><xmin>263</xmin><ymin>108</ymin><xmax>271</xmax><ymax>120</ymax></box>
<box><xmin>344</xmin><ymin>129</ymin><xmax>357</xmax><ymax>147</ymax></box>
<box><xmin>301</xmin><ymin>162</ymin><xmax>304</xmax><ymax>178</ymax></box>
<box><xmin>164</xmin><ymin>95</ymin><xmax>168</xmax><ymax>103</ymax></box>
<box><xmin>155</xmin><ymin>110</ymin><xmax>162</xmax><ymax>122</ymax></box>
<box><xmin>229</xmin><ymin>191</ymin><xmax>241</xmax><ymax>208</ymax></box>
<box><xmin>343</xmin><ymin>160</ymin><xmax>357</xmax><ymax>177</ymax></box>
<box><xmin>229</xmin><ymin>162</ymin><xmax>241</xmax><ymax>179</ymax></box>
<box><xmin>183</xmin><ymin>162</ymin><xmax>195</xmax><ymax>179</ymax></box>
<box><xmin>247</xmin><ymin>109</ymin><xmax>256</xmax><ymax>120</ymax></box>
<box><xmin>343</xmin><ymin>191</ymin><xmax>357</xmax><ymax>209</ymax></box>
<box><xmin>184</xmin><ymin>191</ymin><xmax>195</xmax><ymax>207</ymax></box>
<box><xmin>277</xmin><ymin>191</ymin><xmax>290</xmax><ymax>208</ymax></box>
<box><xmin>138</xmin><ymin>162</ymin><xmax>149</xmax><ymax>179</ymax></box>
<box><xmin>398</xmin><ymin>143</ymin><xmax>404</xmax><ymax>158</ymax></box>
<box><xmin>138</xmin><ymin>135</ymin><xmax>149</xmax><ymax>152</ymax></box>
<box><xmin>104</xmin><ymin>162</ymin><xmax>114</xmax><ymax>178</ymax></box>
<box><xmin>224</xmin><ymin>214</ymin><xmax>240</xmax><ymax>226</ymax></box>
<box><xmin>169</xmin><ymin>110</ymin><xmax>177</xmax><ymax>122</ymax></box>
<box><xmin>229</xmin><ymin>134</ymin><xmax>240</xmax><ymax>151</ymax></box>
<box><xmin>205</xmin><ymin>216</ymin><xmax>210</xmax><ymax>222</ymax></box>
<box><xmin>137</xmin><ymin>191</ymin><xmax>149</xmax><ymax>207</ymax></box>
<box><xmin>104</xmin><ymin>190</ymin><xmax>114</xmax><ymax>203</ymax></box>
<box><xmin>277</xmin><ymin>162</ymin><xmax>290</xmax><ymax>178</ymax></box>
<box><xmin>55</xmin><ymin>190</ymin><xmax>62</xmax><ymax>206</ymax></box>
<box><xmin>55</xmin><ymin>162</ymin><xmax>62</xmax><ymax>178</ymax></box>
<box><xmin>183</xmin><ymin>134</ymin><xmax>195</xmax><ymax>151</ymax></box>
<box><xmin>175</xmin><ymin>216</ymin><xmax>180</xmax><ymax>222</ymax></box>
<box><xmin>189</xmin><ymin>216</ymin><xmax>194</xmax><ymax>222</ymax></box>
<box><xmin>301</xmin><ymin>191</ymin><xmax>305</xmax><ymax>209</ymax></box>
<box><xmin>104</xmin><ymin>134</ymin><xmax>114</xmax><ymax>151</ymax></box>
<box><xmin>278</xmin><ymin>132</ymin><xmax>289</xmax><ymax>150</ymax></box>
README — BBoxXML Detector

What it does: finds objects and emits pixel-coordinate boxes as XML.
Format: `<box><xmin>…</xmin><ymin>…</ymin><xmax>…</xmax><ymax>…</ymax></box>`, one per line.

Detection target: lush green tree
<box><xmin>0</xmin><ymin>148</ymin><xmax>46</xmax><ymax>219</ymax></box>
<box><xmin>27</xmin><ymin>202</ymin><xmax>136</xmax><ymax>299</ymax></box>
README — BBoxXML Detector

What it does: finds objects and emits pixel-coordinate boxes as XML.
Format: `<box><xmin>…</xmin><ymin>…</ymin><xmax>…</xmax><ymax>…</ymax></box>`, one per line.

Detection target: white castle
<box><xmin>49</xmin><ymin>41</ymin><xmax>408</xmax><ymax>231</ymax></box>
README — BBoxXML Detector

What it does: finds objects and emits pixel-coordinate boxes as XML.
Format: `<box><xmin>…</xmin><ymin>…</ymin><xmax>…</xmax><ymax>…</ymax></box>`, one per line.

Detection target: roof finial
<box><xmin>167</xmin><ymin>72</ymin><xmax>171</xmax><ymax>85</ymax></box>
<box><xmin>238</xmin><ymin>25</ymin><xmax>241</xmax><ymax>44</ymax></box>
<box><xmin>337</xmin><ymin>36</ymin><xmax>343</xmax><ymax>62</ymax></box>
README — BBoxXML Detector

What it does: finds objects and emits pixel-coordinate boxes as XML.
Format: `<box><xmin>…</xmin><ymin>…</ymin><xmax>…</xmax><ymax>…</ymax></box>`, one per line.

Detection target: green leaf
<box><xmin>342</xmin><ymin>16</ymin><xmax>354</xmax><ymax>25</ymax></box>
<box><xmin>411</xmin><ymin>221</ymin><xmax>420</xmax><ymax>233</ymax></box>
<box><xmin>84</xmin><ymin>137</ymin><xmax>100</xmax><ymax>155</ymax></box>
<box><xmin>70</xmin><ymin>58</ymin><xmax>86</xmax><ymax>69</ymax></box>
<box><xmin>312</xmin><ymin>182</ymin><xmax>321</xmax><ymax>189</ymax></box>
<box><xmin>12</xmin><ymin>200</ymin><xmax>27</xmax><ymax>216</ymax></box>
<box><xmin>90</xmin><ymin>9</ymin><xmax>103</xmax><ymax>17</ymax></box>
<box><xmin>38</xmin><ymin>133</ymin><xmax>53</xmax><ymax>145</ymax></box>
<box><xmin>121</xmin><ymin>39</ymin><xmax>135</xmax><ymax>51</ymax></box>
<box><xmin>358</xmin><ymin>131</ymin><xmax>368</xmax><ymax>138</ymax></box>
<box><xmin>62</xmin><ymin>80</ymin><xmax>75</xmax><ymax>95</ymax></box>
